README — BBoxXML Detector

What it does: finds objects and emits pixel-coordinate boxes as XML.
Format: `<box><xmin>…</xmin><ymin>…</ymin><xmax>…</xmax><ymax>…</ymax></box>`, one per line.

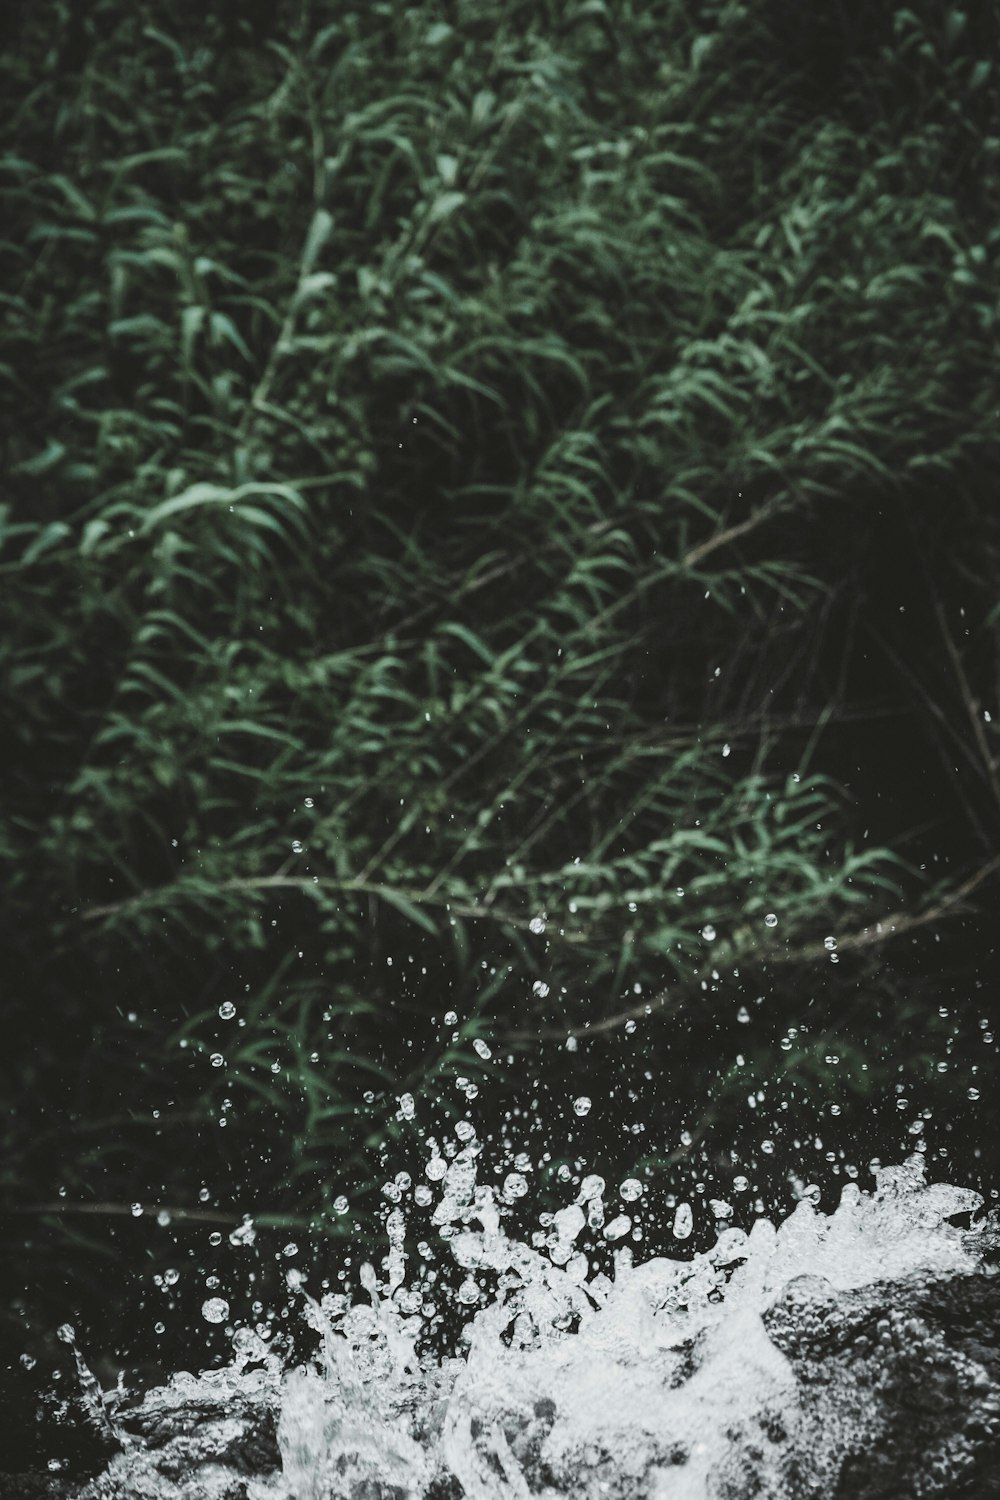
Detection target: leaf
<box><xmin>427</xmin><ymin>191</ymin><xmax>466</xmax><ymax>224</ymax></box>
<box><xmin>371</xmin><ymin>887</ymin><xmax>440</xmax><ymax>937</ymax></box>
<box><xmin>301</xmin><ymin>209</ymin><xmax>334</xmax><ymax>276</ymax></box>
<box><xmin>141</xmin><ymin>482</ymin><xmax>307</xmax><ymax>532</ymax></box>
<box><xmin>13</xmin><ymin>439</ymin><xmax>66</xmax><ymax>477</ymax></box>
<box><xmin>21</xmin><ymin>521</ymin><xmax>71</xmax><ymax>564</ymax></box>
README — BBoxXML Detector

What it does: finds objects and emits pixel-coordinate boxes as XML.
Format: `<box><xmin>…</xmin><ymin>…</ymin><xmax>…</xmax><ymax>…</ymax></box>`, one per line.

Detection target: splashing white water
<box><xmin>90</xmin><ymin>1148</ymin><xmax>989</xmax><ymax>1499</ymax></box>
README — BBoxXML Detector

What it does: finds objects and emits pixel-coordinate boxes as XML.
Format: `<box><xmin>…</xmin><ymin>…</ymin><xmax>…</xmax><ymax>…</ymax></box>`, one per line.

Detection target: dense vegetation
<box><xmin>2</xmin><ymin>0</ymin><xmax>999</xmax><ymax>1371</ymax></box>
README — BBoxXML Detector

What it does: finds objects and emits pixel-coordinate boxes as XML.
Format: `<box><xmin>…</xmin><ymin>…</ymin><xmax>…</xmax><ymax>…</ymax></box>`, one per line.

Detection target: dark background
<box><xmin>1</xmin><ymin>0</ymin><xmax>998</xmax><ymax>1471</ymax></box>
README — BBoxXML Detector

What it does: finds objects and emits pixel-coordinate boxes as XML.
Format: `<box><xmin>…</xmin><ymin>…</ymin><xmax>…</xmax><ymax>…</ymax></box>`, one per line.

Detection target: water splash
<box><xmin>77</xmin><ymin>1149</ymin><xmax>992</xmax><ymax>1499</ymax></box>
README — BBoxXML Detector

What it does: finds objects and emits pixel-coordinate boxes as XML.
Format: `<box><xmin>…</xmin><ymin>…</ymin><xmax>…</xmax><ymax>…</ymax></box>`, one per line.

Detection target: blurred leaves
<box><xmin>1</xmin><ymin>0</ymin><xmax>999</xmax><ymax>1278</ymax></box>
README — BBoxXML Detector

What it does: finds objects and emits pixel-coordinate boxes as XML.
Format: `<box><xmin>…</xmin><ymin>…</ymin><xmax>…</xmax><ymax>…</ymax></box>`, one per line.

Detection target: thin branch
<box><xmin>11</xmin><ymin>1201</ymin><xmax>351</xmax><ymax>1232</ymax></box>
<box><xmin>503</xmin><ymin>855</ymin><xmax>1000</xmax><ymax>1043</ymax></box>
<box><xmin>13</xmin><ymin>1201</ymin><xmax>241</xmax><ymax>1226</ymax></box>
<box><xmin>79</xmin><ymin>874</ymin><xmax>574</xmax><ymax>938</ymax></box>
<box><xmin>683</xmin><ymin>496</ymin><xmax>788</xmax><ymax>569</ymax></box>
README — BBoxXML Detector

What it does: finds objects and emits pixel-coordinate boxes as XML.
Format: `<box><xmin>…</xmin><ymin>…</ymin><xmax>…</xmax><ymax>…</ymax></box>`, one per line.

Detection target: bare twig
<box><xmin>503</xmin><ymin>855</ymin><xmax>1000</xmax><ymax>1043</ymax></box>
<box><xmin>80</xmin><ymin>874</ymin><xmax>578</xmax><ymax>938</ymax></box>
<box><xmin>683</xmin><ymin>495</ymin><xmax>789</xmax><ymax>569</ymax></box>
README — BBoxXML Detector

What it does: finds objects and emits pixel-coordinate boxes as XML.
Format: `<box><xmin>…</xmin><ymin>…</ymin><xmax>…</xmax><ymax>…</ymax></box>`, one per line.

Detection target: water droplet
<box><xmin>732</xmin><ymin>1175</ymin><xmax>750</xmax><ymax>1193</ymax></box>
<box><xmin>333</xmin><ymin>1195</ymin><xmax>349</xmax><ymax>1215</ymax></box>
<box><xmin>414</xmin><ymin>1184</ymin><xmax>432</xmax><ymax>1207</ymax></box>
<box><xmin>399</xmin><ymin>1092</ymin><xmax>415</xmax><ymax>1120</ymax></box>
<box><xmin>577</xmin><ymin>1175</ymin><xmax>605</xmax><ymax>1203</ymax></box>
<box><xmin>764</xmin><ymin>913</ymin><xmax>777</xmax><ymax>928</ymax></box>
<box><xmin>604</xmin><ymin>1214</ymin><xmax>632</xmax><ymax>1240</ymax></box>
<box><xmin>701</xmin><ymin>924</ymin><xmax>717</xmax><ymax>942</ymax></box>
<box><xmin>201</xmin><ymin>1298</ymin><xmax>229</xmax><ymax>1324</ymax></box>
<box><xmin>619</xmin><ymin>1178</ymin><xmax>643</xmax><ymax>1202</ymax></box>
<box><xmin>56</xmin><ymin>1323</ymin><xmax>75</xmax><ymax>1345</ymax></box>
<box><xmin>709</xmin><ymin>1199</ymin><xmax>733</xmax><ymax>1219</ymax></box>
<box><xmin>218</xmin><ymin>1002</ymin><xmax>236</xmax><ymax>1020</ymax></box>
<box><xmin>624</xmin><ymin>1018</ymin><xmax>637</xmax><ymax>1034</ymax></box>
<box><xmin>968</xmin><ymin>1087</ymin><xmax>981</xmax><ymax>1101</ymax></box>
<box><xmin>672</xmin><ymin>1203</ymin><xmax>693</xmax><ymax>1239</ymax></box>
<box><xmin>532</xmin><ymin>980</ymin><xmax>550</xmax><ymax>998</ymax></box>
<box><xmin>291</xmin><ymin>840</ymin><xmax>304</xmax><ymax>854</ymax></box>
<box><xmin>503</xmin><ymin>1172</ymin><xmax>528</xmax><ymax>1199</ymax></box>
<box><xmin>131</xmin><ymin>1203</ymin><xmax>143</xmax><ymax>1217</ymax></box>
<box><xmin>823</xmin><ymin>936</ymin><xmax>837</xmax><ymax>951</ymax></box>
<box><xmin>529</xmin><ymin>915</ymin><xmax>546</xmax><ymax>935</ymax></box>
<box><xmin>455</xmin><ymin>1120</ymin><xmax>476</xmax><ymax>1142</ymax></box>
<box><xmin>736</xmin><ymin>1006</ymin><xmax>750</xmax><ymax>1024</ymax></box>
<box><xmin>573</xmin><ymin>1096</ymin><xmax>592</xmax><ymax>1117</ymax></box>
<box><xmin>443</xmin><ymin>1010</ymin><xmax>458</xmax><ymax>1026</ymax></box>
<box><xmin>722</xmin><ymin>743</ymin><xmax>731</xmax><ymax>758</ymax></box>
<box><xmin>761</xmin><ymin>1139</ymin><xmax>775</xmax><ymax>1154</ymax></box>
<box><xmin>229</xmin><ymin>1217</ymin><xmax>256</xmax><ymax>1246</ymax></box>
<box><xmin>304</xmin><ymin>796</ymin><xmax>314</xmax><ymax>808</ymax></box>
<box><xmin>473</xmin><ymin>1038</ymin><xmax>492</xmax><ymax>1060</ymax></box>
<box><xmin>426</xmin><ymin>1156</ymin><xmax>447</xmax><ymax>1181</ymax></box>
<box><xmin>210</xmin><ymin>1053</ymin><xmax>224</xmax><ymax>1068</ymax></box>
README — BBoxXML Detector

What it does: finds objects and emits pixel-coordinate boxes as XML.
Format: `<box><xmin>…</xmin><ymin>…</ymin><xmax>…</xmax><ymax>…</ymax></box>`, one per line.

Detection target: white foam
<box><xmin>264</xmin><ymin>1150</ymin><xmax>984</xmax><ymax>1498</ymax></box>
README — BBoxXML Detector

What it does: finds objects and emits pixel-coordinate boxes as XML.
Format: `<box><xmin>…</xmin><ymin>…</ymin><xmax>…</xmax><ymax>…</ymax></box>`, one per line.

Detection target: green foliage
<box><xmin>2</xmin><ymin>0</ymin><xmax>999</xmax><ymax>1332</ymax></box>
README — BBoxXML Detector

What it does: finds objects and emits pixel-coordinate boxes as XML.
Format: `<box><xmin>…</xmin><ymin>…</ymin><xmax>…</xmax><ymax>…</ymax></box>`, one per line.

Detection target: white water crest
<box><xmin>90</xmin><ymin>1144</ymin><xmax>994</xmax><ymax>1500</ymax></box>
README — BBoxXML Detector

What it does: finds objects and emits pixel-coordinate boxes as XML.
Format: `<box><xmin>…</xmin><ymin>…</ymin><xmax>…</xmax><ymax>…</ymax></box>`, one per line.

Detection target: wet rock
<box><xmin>760</xmin><ymin>1270</ymin><xmax>1000</xmax><ymax>1498</ymax></box>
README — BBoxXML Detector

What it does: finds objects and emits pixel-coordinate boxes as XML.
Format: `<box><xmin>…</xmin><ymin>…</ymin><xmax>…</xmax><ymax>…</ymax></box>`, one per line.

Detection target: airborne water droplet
<box><xmin>701</xmin><ymin>924</ymin><xmax>717</xmax><ymax>942</ymax></box>
<box><xmin>201</xmin><ymin>1298</ymin><xmax>229</xmax><ymax>1324</ymax></box>
<box><xmin>573</xmin><ymin>1096</ymin><xmax>592</xmax><ymax>1116</ymax></box>
<box><xmin>503</xmin><ymin>1172</ymin><xmax>528</xmax><ymax>1199</ymax></box>
<box><xmin>672</xmin><ymin>1203</ymin><xmax>693</xmax><ymax>1239</ymax></box>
